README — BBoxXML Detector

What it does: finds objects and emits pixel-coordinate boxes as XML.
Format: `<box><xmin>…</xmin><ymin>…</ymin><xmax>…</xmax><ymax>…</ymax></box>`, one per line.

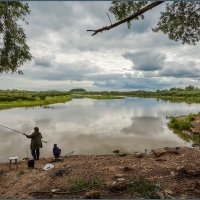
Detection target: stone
<box><xmin>192</xmin><ymin>143</ymin><xmax>199</xmax><ymax>147</ymax></box>
<box><xmin>123</xmin><ymin>166</ymin><xmax>132</xmax><ymax>172</ymax></box>
<box><xmin>113</xmin><ymin>150</ymin><xmax>120</xmax><ymax>154</ymax></box>
<box><xmin>170</xmin><ymin>171</ymin><xmax>176</xmax><ymax>176</ymax></box>
<box><xmin>164</xmin><ymin>189</ymin><xmax>174</xmax><ymax>195</ymax></box>
<box><xmin>83</xmin><ymin>191</ymin><xmax>100</xmax><ymax>199</ymax></box>
<box><xmin>152</xmin><ymin>147</ymin><xmax>178</xmax><ymax>157</ymax></box>
<box><xmin>108</xmin><ymin>181</ymin><xmax>127</xmax><ymax>192</ymax></box>
<box><xmin>135</xmin><ymin>152</ymin><xmax>144</xmax><ymax>158</ymax></box>
<box><xmin>177</xmin><ymin>166</ymin><xmax>188</xmax><ymax>174</ymax></box>
<box><xmin>152</xmin><ymin>149</ymin><xmax>166</xmax><ymax>157</ymax></box>
<box><xmin>114</xmin><ymin>174</ymin><xmax>125</xmax><ymax>178</ymax></box>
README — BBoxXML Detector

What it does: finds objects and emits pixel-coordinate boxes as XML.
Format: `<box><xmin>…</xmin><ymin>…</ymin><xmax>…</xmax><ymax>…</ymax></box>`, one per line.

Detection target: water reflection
<box><xmin>1</xmin><ymin>97</ymin><xmax>200</xmax><ymax>163</ymax></box>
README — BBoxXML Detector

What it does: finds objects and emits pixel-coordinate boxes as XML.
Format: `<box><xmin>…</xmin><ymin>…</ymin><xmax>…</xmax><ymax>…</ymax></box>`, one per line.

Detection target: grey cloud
<box><xmin>92</xmin><ymin>73</ymin><xmax>172</xmax><ymax>90</ymax></box>
<box><xmin>25</xmin><ymin>1</ymin><xmax>179</xmax><ymax>53</ymax></box>
<box><xmin>34</xmin><ymin>55</ymin><xmax>54</xmax><ymax>68</ymax></box>
<box><xmin>123</xmin><ymin>51</ymin><xmax>166</xmax><ymax>71</ymax></box>
<box><xmin>160</xmin><ymin>61</ymin><xmax>200</xmax><ymax>78</ymax></box>
<box><xmin>25</xmin><ymin>60</ymin><xmax>100</xmax><ymax>81</ymax></box>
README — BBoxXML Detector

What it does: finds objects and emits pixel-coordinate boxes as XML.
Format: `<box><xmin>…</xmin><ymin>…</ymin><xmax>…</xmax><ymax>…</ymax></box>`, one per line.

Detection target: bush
<box><xmin>168</xmin><ymin>117</ymin><xmax>191</xmax><ymax>130</ymax></box>
<box><xmin>69</xmin><ymin>177</ymin><xmax>102</xmax><ymax>192</ymax></box>
<box><xmin>127</xmin><ymin>176</ymin><xmax>160</xmax><ymax>198</ymax></box>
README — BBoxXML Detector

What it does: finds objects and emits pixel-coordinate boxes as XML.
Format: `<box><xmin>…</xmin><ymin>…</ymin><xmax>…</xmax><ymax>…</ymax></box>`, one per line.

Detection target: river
<box><xmin>0</xmin><ymin>97</ymin><xmax>200</xmax><ymax>163</ymax></box>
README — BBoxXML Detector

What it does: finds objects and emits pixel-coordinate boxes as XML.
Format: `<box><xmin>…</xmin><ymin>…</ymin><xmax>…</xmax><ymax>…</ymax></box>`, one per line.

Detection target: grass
<box><xmin>168</xmin><ymin>113</ymin><xmax>200</xmax><ymax>146</ymax></box>
<box><xmin>168</xmin><ymin>117</ymin><xmax>191</xmax><ymax>131</ymax></box>
<box><xmin>0</xmin><ymin>95</ymin><xmax>72</xmax><ymax>110</ymax></box>
<box><xmin>127</xmin><ymin>176</ymin><xmax>160</xmax><ymax>199</ymax></box>
<box><xmin>17</xmin><ymin>170</ymin><xmax>25</xmax><ymax>177</ymax></box>
<box><xmin>69</xmin><ymin>177</ymin><xmax>103</xmax><ymax>192</ymax></box>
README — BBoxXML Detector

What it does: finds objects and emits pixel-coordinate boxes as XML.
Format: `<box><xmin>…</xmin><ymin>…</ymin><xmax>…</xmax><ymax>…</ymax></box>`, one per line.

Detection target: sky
<box><xmin>0</xmin><ymin>1</ymin><xmax>200</xmax><ymax>91</ymax></box>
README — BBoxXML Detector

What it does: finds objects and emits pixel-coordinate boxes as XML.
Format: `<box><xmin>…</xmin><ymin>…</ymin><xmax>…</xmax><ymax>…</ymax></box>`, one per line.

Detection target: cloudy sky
<box><xmin>0</xmin><ymin>1</ymin><xmax>200</xmax><ymax>91</ymax></box>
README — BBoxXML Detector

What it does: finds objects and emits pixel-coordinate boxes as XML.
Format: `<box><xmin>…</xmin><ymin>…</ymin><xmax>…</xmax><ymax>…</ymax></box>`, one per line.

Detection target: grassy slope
<box><xmin>0</xmin><ymin>96</ymin><xmax>72</xmax><ymax>110</ymax></box>
<box><xmin>168</xmin><ymin>113</ymin><xmax>200</xmax><ymax>145</ymax></box>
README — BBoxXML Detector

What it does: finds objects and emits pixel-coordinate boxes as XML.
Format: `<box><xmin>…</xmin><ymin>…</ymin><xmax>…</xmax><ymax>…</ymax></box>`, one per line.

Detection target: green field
<box><xmin>1</xmin><ymin>86</ymin><xmax>200</xmax><ymax>110</ymax></box>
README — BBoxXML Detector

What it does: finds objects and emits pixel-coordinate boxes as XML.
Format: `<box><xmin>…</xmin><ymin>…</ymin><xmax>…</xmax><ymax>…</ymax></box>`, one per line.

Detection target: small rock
<box><xmin>177</xmin><ymin>166</ymin><xmax>188</xmax><ymax>174</ymax></box>
<box><xmin>123</xmin><ymin>166</ymin><xmax>132</xmax><ymax>172</ymax></box>
<box><xmin>113</xmin><ymin>150</ymin><xmax>120</xmax><ymax>154</ymax></box>
<box><xmin>135</xmin><ymin>152</ymin><xmax>144</xmax><ymax>158</ymax></box>
<box><xmin>156</xmin><ymin>191</ymin><xmax>164</xmax><ymax>198</ymax></box>
<box><xmin>114</xmin><ymin>174</ymin><xmax>125</xmax><ymax>178</ymax></box>
<box><xmin>152</xmin><ymin>149</ymin><xmax>166</xmax><ymax>157</ymax></box>
<box><xmin>164</xmin><ymin>189</ymin><xmax>174</xmax><ymax>195</ymax></box>
<box><xmin>108</xmin><ymin>181</ymin><xmax>127</xmax><ymax>192</ymax></box>
<box><xmin>192</xmin><ymin>143</ymin><xmax>199</xmax><ymax>147</ymax></box>
<box><xmin>84</xmin><ymin>191</ymin><xmax>100</xmax><ymax>199</ymax></box>
<box><xmin>51</xmin><ymin>189</ymin><xmax>60</xmax><ymax>192</ymax></box>
<box><xmin>170</xmin><ymin>171</ymin><xmax>176</xmax><ymax>176</ymax></box>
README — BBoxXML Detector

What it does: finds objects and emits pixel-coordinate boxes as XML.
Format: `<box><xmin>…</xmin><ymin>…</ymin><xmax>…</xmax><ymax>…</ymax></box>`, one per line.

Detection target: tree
<box><xmin>0</xmin><ymin>2</ymin><xmax>32</xmax><ymax>74</ymax></box>
<box><xmin>87</xmin><ymin>1</ymin><xmax>200</xmax><ymax>45</ymax></box>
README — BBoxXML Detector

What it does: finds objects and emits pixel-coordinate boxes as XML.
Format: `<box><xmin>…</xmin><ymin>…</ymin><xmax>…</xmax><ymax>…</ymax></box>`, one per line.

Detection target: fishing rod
<box><xmin>0</xmin><ymin>124</ymin><xmax>47</xmax><ymax>144</ymax></box>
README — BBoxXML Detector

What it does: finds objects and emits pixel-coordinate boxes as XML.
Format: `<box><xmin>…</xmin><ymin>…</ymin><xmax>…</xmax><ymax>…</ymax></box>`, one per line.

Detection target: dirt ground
<box><xmin>0</xmin><ymin>147</ymin><xmax>200</xmax><ymax>199</ymax></box>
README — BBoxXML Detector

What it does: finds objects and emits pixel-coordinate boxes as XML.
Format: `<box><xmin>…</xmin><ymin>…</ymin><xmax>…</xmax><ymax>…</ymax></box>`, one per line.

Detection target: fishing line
<box><xmin>0</xmin><ymin>124</ymin><xmax>47</xmax><ymax>143</ymax></box>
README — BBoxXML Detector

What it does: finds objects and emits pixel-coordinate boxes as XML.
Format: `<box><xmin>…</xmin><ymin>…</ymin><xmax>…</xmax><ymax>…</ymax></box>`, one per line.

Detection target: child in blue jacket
<box><xmin>53</xmin><ymin>144</ymin><xmax>61</xmax><ymax>158</ymax></box>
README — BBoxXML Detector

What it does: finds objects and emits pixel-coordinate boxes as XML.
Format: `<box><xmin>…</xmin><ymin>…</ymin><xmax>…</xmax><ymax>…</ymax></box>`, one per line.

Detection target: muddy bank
<box><xmin>0</xmin><ymin>147</ymin><xmax>200</xmax><ymax>199</ymax></box>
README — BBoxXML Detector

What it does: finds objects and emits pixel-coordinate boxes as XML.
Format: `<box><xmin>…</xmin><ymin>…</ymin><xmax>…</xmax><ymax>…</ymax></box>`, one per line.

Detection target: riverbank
<box><xmin>0</xmin><ymin>147</ymin><xmax>200</xmax><ymax>199</ymax></box>
<box><xmin>2</xmin><ymin>87</ymin><xmax>200</xmax><ymax>110</ymax></box>
<box><xmin>168</xmin><ymin>113</ymin><xmax>200</xmax><ymax>146</ymax></box>
<box><xmin>0</xmin><ymin>96</ymin><xmax>72</xmax><ymax>110</ymax></box>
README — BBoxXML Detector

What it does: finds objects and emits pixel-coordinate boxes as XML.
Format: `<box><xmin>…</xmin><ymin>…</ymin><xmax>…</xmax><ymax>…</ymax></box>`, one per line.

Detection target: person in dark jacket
<box><xmin>26</xmin><ymin>127</ymin><xmax>43</xmax><ymax>160</ymax></box>
<box><xmin>53</xmin><ymin>144</ymin><xmax>61</xmax><ymax>158</ymax></box>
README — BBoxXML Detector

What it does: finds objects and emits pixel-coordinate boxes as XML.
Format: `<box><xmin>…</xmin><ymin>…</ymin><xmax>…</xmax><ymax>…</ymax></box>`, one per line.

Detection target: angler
<box><xmin>0</xmin><ymin>124</ymin><xmax>47</xmax><ymax>160</ymax></box>
<box><xmin>26</xmin><ymin>127</ymin><xmax>43</xmax><ymax>160</ymax></box>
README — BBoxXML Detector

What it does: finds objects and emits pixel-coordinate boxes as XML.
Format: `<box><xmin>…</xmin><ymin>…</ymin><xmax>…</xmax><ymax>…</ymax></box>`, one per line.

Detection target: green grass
<box><xmin>168</xmin><ymin>117</ymin><xmax>191</xmax><ymax>131</ymax></box>
<box><xmin>0</xmin><ymin>95</ymin><xmax>72</xmax><ymax>110</ymax></box>
<box><xmin>17</xmin><ymin>170</ymin><xmax>25</xmax><ymax>177</ymax></box>
<box><xmin>69</xmin><ymin>177</ymin><xmax>103</xmax><ymax>192</ymax></box>
<box><xmin>168</xmin><ymin>113</ymin><xmax>200</xmax><ymax>146</ymax></box>
<box><xmin>127</xmin><ymin>176</ymin><xmax>160</xmax><ymax>198</ymax></box>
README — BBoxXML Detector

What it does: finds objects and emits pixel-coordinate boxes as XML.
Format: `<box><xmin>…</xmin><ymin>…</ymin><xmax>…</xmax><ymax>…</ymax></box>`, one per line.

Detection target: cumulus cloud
<box><xmin>34</xmin><ymin>55</ymin><xmax>55</xmax><ymax>68</ymax></box>
<box><xmin>159</xmin><ymin>61</ymin><xmax>200</xmax><ymax>78</ymax></box>
<box><xmin>123</xmin><ymin>51</ymin><xmax>166</xmax><ymax>71</ymax></box>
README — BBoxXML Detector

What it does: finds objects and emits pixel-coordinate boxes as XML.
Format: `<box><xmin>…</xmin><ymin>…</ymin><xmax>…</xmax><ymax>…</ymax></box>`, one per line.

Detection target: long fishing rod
<box><xmin>0</xmin><ymin>124</ymin><xmax>47</xmax><ymax>143</ymax></box>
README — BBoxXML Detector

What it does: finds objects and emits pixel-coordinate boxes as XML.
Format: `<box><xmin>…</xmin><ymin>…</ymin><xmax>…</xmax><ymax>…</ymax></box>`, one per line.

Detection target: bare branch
<box><xmin>106</xmin><ymin>12</ymin><xmax>112</xmax><ymax>25</ymax></box>
<box><xmin>87</xmin><ymin>1</ymin><xmax>164</xmax><ymax>36</ymax></box>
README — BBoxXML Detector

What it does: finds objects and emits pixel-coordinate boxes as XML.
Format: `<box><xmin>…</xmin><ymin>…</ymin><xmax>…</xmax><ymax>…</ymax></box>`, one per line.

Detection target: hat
<box><xmin>34</xmin><ymin>127</ymin><xmax>39</xmax><ymax>131</ymax></box>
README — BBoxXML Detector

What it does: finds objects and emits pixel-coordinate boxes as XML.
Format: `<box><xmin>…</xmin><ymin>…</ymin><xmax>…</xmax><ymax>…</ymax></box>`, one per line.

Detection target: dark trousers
<box><xmin>31</xmin><ymin>149</ymin><xmax>40</xmax><ymax>160</ymax></box>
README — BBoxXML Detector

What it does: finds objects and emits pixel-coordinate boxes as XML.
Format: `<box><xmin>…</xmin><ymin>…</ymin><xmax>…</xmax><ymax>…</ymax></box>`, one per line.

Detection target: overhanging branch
<box><xmin>87</xmin><ymin>1</ymin><xmax>164</xmax><ymax>36</ymax></box>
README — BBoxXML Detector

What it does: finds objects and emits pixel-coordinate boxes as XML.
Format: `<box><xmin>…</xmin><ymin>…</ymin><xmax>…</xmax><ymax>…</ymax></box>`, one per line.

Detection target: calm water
<box><xmin>0</xmin><ymin>97</ymin><xmax>200</xmax><ymax>163</ymax></box>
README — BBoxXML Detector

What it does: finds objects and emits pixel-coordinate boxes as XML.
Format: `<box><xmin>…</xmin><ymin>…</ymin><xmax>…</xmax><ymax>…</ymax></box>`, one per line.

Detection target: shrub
<box><xmin>69</xmin><ymin>177</ymin><xmax>102</xmax><ymax>192</ymax></box>
<box><xmin>127</xmin><ymin>176</ymin><xmax>160</xmax><ymax>198</ymax></box>
<box><xmin>168</xmin><ymin>117</ymin><xmax>191</xmax><ymax>130</ymax></box>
